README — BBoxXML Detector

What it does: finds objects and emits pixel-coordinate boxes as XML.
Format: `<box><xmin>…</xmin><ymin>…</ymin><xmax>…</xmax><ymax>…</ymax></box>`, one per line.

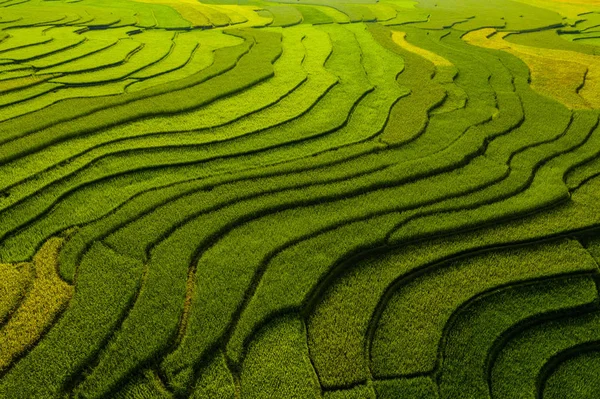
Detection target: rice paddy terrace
<box><xmin>2</xmin><ymin>0</ymin><xmax>600</xmax><ymax>397</ymax></box>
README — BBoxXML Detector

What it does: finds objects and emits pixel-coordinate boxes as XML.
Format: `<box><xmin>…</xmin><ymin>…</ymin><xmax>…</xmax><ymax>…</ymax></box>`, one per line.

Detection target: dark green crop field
<box><xmin>1</xmin><ymin>0</ymin><xmax>600</xmax><ymax>397</ymax></box>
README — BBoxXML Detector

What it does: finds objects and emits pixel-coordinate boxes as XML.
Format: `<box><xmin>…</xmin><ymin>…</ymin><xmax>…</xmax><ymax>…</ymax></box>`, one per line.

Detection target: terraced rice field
<box><xmin>2</xmin><ymin>0</ymin><xmax>600</xmax><ymax>397</ymax></box>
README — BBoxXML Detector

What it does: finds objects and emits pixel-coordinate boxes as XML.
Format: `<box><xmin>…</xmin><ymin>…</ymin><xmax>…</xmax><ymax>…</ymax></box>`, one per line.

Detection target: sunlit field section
<box><xmin>1</xmin><ymin>0</ymin><xmax>600</xmax><ymax>397</ymax></box>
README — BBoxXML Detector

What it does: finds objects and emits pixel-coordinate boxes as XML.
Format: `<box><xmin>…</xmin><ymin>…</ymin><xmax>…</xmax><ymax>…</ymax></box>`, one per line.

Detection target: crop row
<box><xmin>3</xmin><ymin>0</ymin><xmax>600</xmax><ymax>396</ymax></box>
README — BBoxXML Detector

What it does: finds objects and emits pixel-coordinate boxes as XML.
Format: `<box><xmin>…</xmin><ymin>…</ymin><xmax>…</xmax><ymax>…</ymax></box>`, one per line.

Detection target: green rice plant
<box><xmin>128</xmin><ymin>26</ymin><xmax>282</xmax><ymax>91</ymax></box>
<box><xmin>28</xmin><ymin>27</ymin><xmax>136</xmax><ymax>69</ymax></box>
<box><xmin>563</xmin><ymin>121</ymin><xmax>600</xmax><ymax>190</ymax></box>
<box><xmin>367</xmin><ymin>24</ymin><xmax>447</xmax><ymax>145</ymax></box>
<box><xmin>0</xmin><ymin>241</ymin><xmax>143</xmax><ymax>398</ymax></box>
<box><xmin>226</xmin><ymin>215</ymin><xmax>403</xmax><ymax>368</ymax></box>
<box><xmin>126</xmin><ymin>49</ymin><xmax>211</xmax><ymax>93</ymax></box>
<box><xmin>72</xmin><ymin>11</ymin><xmax>121</xmax><ymax>27</ymax></box>
<box><xmin>308</xmin><ymin>235</ymin><xmax>592</xmax><ymax>389</ymax></box>
<box><xmin>76</xmin><ymin>169</ymin><xmax>400</xmax><ymax>396</ymax></box>
<box><xmin>374</xmin><ymin>378</ymin><xmax>438</xmax><ymax>399</ymax></box>
<box><xmin>380</xmin><ymin>0</ymin><xmax>428</xmax><ymax>26</ymax></box>
<box><xmin>297</xmin><ymin>5</ymin><xmax>333</xmax><ymax>25</ymax></box>
<box><xmin>56</xmin><ymin>130</ymin><xmax>386</xmax><ymax>396</ymax></box>
<box><xmin>239</xmin><ymin>315</ymin><xmax>320</xmax><ymax>399</ymax></box>
<box><xmin>34</xmin><ymin>61</ymin><xmax>592</xmax><ymax>396</ymax></box>
<box><xmin>0</xmin><ymin>6</ymin><xmax>73</xmax><ymax>29</ymax></box>
<box><xmin>0</xmin><ymin>26</ymin><xmax>52</xmax><ymax>54</ymax></box>
<box><xmin>437</xmin><ymin>274</ymin><xmax>599</xmax><ymax>399</ymax></box>
<box><xmin>512</xmin><ymin>0</ymin><xmax>596</xmax><ymax>20</ymax></box>
<box><xmin>542</xmin><ymin>350</ymin><xmax>600</xmax><ymax>399</ymax></box>
<box><xmin>82</xmin><ymin>0</ymin><xmax>191</xmax><ymax>29</ymax></box>
<box><xmin>0</xmin><ymin>28</ymin><xmax>340</xmax><ymax>260</ymax></box>
<box><xmin>323</xmin><ymin>3</ymin><xmax>371</xmax><ymax>22</ymax></box>
<box><xmin>464</xmin><ymin>28</ymin><xmax>598</xmax><ymax>109</ymax></box>
<box><xmin>0</xmin><ymin>79</ymin><xmax>135</xmax><ymax>122</ymax></box>
<box><xmin>306</xmin><ymin>133</ymin><xmax>600</xmax><ymax>390</ymax></box>
<box><xmin>265</xmin><ymin>6</ymin><xmax>303</xmax><ymax>27</ymax></box>
<box><xmin>414</xmin><ymin>0</ymin><xmax>563</xmax><ymax>32</ymax></box>
<box><xmin>0</xmin><ymin>61</ymin><xmax>29</xmax><ymax>73</ymax></box>
<box><xmin>0</xmin><ymin>29</ymin><xmax>260</xmax><ymax>163</ymax></box>
<box><xmin>155</xmin><ymin>24</ymin><xmax>516</xmax><ymax>382</ymax></box>
<box><xmin>256</xmin><ymin>9</ymin><xmax>274</xmax><ymax>22</ymax></box>
<box><xmin>365</xmin><ymin>3</ymin><xmax>397</xmax><ymax>22</ymax></box>
<box><xmin>50</xmin><ymin>31</ymin><xmax>175</xmax><ymax>85</ymax></box>
<box><xmin>490</xmin><ymin>310</ymin><xmax>600</xmax><ymax>399</ymax></box>
<box><xmin>413</xmin><ymin>13</ymin><xmax>476</xmax><ymax>30</ymax></box>
<box><xmin>158</xmin><ymin>155</ymin><xmax>504</xmax><ymax>385</ymax></box>
<box><xmin>71</xmin><ymin>231</ymin><xmax>190</xmax><ymax>397</ymax></box>
<box><xmin>129</xmin><ymin>31</ymin><xmax>200</xmax><ymax>80</ymax></box>
<box><xmin>0</xmin><ymin>81</ymin><xmax>61</xmax><ymax>107</ymax></box>
<box><xmin>208</xmin><ymin>4</ymin><xmax>250</xmax><ymax>25</ymax></box>
<box><xmin>0</xmin><ymin>0</ymin><xmax>29</xmax><ymax>7</ymax></box>
<box><xmin>506</xmin><ymin>28</ymin><xmax>599</xmax><ymax>56</ymax></box>
<box><xmin>0</xmin><ymin>31</ymin><xmax>243</xmax><ymax>120</ymax></box>
<box><xmin>100</xmin><ymin>116</ymin><xmax>376</xmax><ymax>266</ymax></box>
<box><xmin>583</xmin><ymin>236</ymin><xmax>600</xmax><ymax>263</ymax></box>
<box><xmin>77</xmin><ymin>4</ymin><xmax>138</xmax><ymax>27</ymax></box>
<box><xmin>145</xmin><ymin>1</ymin><xmax>211</xmax><ymax>27</ymax></box>
<box><xmin>0</xmin><ymin>74</ymin><xmax>53</xmax><ymax>94</ymax></box>
<box><xmin>0</xmin><ymin>68</ymin><xmax>40</xmax><ymax>81</ymax></box>
<box><xmin>0</xmin><ymin>27</ymin><xmax>313</xmax><ymax>196</ymax></box>
<box><xmin>346</xmin><ymin>26</ymin><xmax>506</xmax><ymax>163</ymax></box>
<box><xmin>50</xmin><ymin>147</ymin><xmax>369</xmax><ymax>285</ymax></box>
<box><xmin>0</xmin><ymin>27</ymin><xmax>309</xmax><ymax>265</ymax></box>
<box><xmin>195</xmin><ymin>4</ymin><xmax>232</xmax><ymax>27</ymax></box>
<box><xmin>1</xmin><ymin>2</ymin><xmax>600</xmax><ymax>396</ymax></box>
<box><xmin>388</xmin><ymin>29</ymin><xmax>467</xmax><ymax>116</ymax></box>
<box><xmin>220</xmin><ymin>5</ymin><xmax>274</xmax><ymax>28</ymax></box>
<box><xmin>370</xmin><ymin>239</ymin><xmax>597</xmax><ymax>377</ymax></box>
<box><xmin>383</xmin><ymin>51</ymin><xmax>590</xmax><ymax>235</ymax></box>
<box><xmin>0</xmin><ymin>260</ymin><xmax>32</xmax><ymax>324</ymax></box>
<box><xmin>388</xmin><ymin>108</ymin><xmax>597</xmax><ymax>245</ymax></box>
<box><xmin>323</xmin><ymin>385</ymin><xmax>376</xmax><ymax>399</ymax></box>
<box><xmin>39</xmin><ymin>37</ymin><xmax>143</xmax><ymax>75</ymax></box>
<box><xmin>112</xmin><ymin>369</ymin><xmax>173</xmax><ymax>399</ymax></box>
<box><xmin>0</xmin><ymin>26</ymin><xmax>85</xmax><ymax>62</ymax></box>
<box><xmin>224</xmin><ymin>19</ymin><xmax>408</xmax><ymax>361</ymax></box>
<box><xmin>2</xmin><ymin>28</ymin><xmax>520</xmax><ymax>294</ymax></box>
<box><xmin>189</xmin><ymin>351</ymin><xmax>236</xmax><ymax>399</ymax></box>
<box><xmin>244</xmin><ymin>35</ymin><xmax>516</xmax><ymax>388</ymax></box>
<box><xmin>567</xmin><ymin>31</ymin><xmax>600</xmax><ymax>43</ymax></box>
<box><xmin>304</xmin><ymin>4</ymin><xmax>351</xmax><ymax>23</ymax></box>
<box><xmin>0</xmin><ymin>237</ymin><xmax>73</xmax><ymax>372</ymax></box>
<box><xmin>571</xmin><ymin>36</ymin><xmax>600</xmax><ymax>48</ymax></box>
<box><xmin>174</xmin><ymin>22</ymin><xmax>405</xmax><ymax>166</ymax></box>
